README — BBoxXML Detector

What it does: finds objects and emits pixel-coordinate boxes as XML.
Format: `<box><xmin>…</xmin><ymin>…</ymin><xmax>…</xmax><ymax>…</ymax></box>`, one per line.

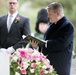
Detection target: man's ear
<box><xmin>57</xmin><ymin>10</ymin><xmax>60</xmax><ymax>16</ymax></box>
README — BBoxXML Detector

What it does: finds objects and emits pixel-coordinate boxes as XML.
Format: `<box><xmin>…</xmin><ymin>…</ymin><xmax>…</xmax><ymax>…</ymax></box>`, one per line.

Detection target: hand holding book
<box><xmin>24</xmin><ymin>35</ymin><xmax>46</xmax><ymax>47</ymax></box>
<box><xmin>30</xmin><ymin>40</ymin><xmax>39</xmax><ymax>49</ymax></box>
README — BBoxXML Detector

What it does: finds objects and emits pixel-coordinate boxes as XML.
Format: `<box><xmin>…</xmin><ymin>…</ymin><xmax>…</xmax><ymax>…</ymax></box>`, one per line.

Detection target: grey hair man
<box><xmin>30</xmin><ymin>2</ymin><xmax>74</xmax><ymax>75</ymax></box>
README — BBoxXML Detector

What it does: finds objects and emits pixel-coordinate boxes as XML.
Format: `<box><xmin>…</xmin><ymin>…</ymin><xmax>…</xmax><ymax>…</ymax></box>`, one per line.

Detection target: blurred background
<box><xmin>0</xmin><ymin>0</ymin><xmax>76</xmax><ymax>57</ymax></box>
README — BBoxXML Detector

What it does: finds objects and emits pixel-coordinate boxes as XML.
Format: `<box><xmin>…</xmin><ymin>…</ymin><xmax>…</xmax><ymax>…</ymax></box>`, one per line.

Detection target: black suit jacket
<box><xmin>0</xmin><ymin>14</ymin><xmax>31</xmax><ymax>50</ymax></box>
<box><xmin>43</xmin><ymin>16</ymin><xmax>74</xmax><ymax>75</ymax></box>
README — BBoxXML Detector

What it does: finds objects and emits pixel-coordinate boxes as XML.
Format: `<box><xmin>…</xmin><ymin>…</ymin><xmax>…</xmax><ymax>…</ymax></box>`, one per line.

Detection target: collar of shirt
<box><xmin>7</xmin><ymin>11</ymin><xmax>18</xmax><ymax>25</ymax></box>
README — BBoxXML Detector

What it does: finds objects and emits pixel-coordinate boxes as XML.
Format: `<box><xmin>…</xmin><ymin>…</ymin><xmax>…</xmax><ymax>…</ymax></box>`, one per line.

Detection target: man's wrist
<box><xmin>33</xmin><ymin>46</ymin><xmax>39</xmax><ymax>51</ymax></box>
<box><xmin>7</xmin><ymin>46</ymin><xmax>15</xmax><ymax>54</ymax></box>
<box><xmin>45</xmin><ymin>40</ymin><xmax>48</xmax><ymax>48</ymax></box>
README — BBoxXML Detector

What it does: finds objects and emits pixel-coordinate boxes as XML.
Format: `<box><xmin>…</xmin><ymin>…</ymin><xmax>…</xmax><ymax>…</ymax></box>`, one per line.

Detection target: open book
<box><xmin>24</xmin><ymin>35</ymin><xmax>46</xmax><ymax>47</ymax></box>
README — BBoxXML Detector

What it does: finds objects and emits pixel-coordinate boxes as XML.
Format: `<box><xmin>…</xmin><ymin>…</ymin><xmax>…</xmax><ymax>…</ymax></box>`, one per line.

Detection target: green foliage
<box><xmin>10</xmin><ymin>61</ymin><xmax>21</xmax><ymax>75</ymax></box>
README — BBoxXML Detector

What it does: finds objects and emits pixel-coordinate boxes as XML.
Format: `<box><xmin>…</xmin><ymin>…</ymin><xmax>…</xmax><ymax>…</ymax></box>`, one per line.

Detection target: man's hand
<box><xmin>30</xmin><ymin>39</ymin><xmax>39</xmax><ymax>49</ymax></box>
<box><xmin>6</xmin><ymin>46</ymin><xmax>15</xmax><ymax>54</ymax></box>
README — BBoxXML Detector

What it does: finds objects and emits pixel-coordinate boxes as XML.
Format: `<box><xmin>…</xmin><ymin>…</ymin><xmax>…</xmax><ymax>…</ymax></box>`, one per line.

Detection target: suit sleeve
<box><xmin>46</xmin><ymin>23</ymin><xmax>74</xmax><ymax>52</ymax></box>
<box><xmin>13</xmin><ymin>17</ymin><xmax>31</xmax><ymax>50</ymax></box>
<box><xmin>23</xmin><ymin>18</ymin><xmax>31</xmax><ymax>35</ymax></box>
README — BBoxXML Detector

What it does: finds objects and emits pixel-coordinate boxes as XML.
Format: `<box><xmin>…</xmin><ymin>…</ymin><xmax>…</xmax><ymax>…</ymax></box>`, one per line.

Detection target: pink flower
<box><xmin>39</xmin><ymin>55</ymin><xmax>46</xmax><ymax>61</ymax></box>
<box><xmin>31</xmin><ymin>63</ymin><xmax>36</xmax><ymax>68</ymax></box>
<box><xmin>26</xmin><ymin>54</ymin><xmax>32</xmax><ymax>60</ymax></box>
<box><xmin>15</xmin><ymin>16</ymin><xmax>20</xmax><ymax>23</ymax></box>
<box><xmin>49</xmin><ymin>65</ymin><xmax>53</xmax><ymax>73</ymax></box>
<box><xmin>39</xmin><ymin>70</ymin><xmax>44</xmax><ymax>74</ymax></box>
<box><xmin>21</xmin><ymin>69</ymin><xmax>27</xmax><ymax>74</ymax></box>
<box><xmin>32</xmin><ymin>55</ymin><xmax>37</xmax><ymax>60</ymax></box>
<box><xmin>20</xmin><ymin>51</ymin><xmax>27</xmax><ymax>57</ymax></box>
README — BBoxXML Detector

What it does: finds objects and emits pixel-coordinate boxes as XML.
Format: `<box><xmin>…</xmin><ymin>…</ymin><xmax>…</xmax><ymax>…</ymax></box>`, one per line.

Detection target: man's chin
<box><xmin>10</xmin><ymin>9</ymin><xmax>15</xmax><ymax>13</ymax></box>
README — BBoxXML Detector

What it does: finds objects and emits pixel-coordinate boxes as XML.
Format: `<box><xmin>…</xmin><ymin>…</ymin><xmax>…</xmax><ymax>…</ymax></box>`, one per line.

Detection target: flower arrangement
<box><xmin>10</xmin><ymin>48</ymin><xmax>57</xmax><ymax>75</ymax></box>
<box><xmin>15</xmin><ymin>16</ymin><xmax>20</xmax><ymax>23</ymax></box>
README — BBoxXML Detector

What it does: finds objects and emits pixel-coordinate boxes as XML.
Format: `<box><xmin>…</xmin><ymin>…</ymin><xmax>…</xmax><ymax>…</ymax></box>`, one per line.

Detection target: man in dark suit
<box><xmin>0</xmin><ymin>0</ymin><xmax>31</xmax><ymax>53</ymax></box>
<box><xmin>30</xmin><ymin>2</ymin><xmax>74</xmax><ymax>75</ymax></box>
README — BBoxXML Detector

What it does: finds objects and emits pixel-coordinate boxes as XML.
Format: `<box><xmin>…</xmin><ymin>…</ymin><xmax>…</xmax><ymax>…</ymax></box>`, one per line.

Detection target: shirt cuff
<box><xmin>33</xmin><ymin>47</ymin><xmax>39</xmax><ymax>51</ymax></box>
<box><xmin>7</xmin><ymin>46</ymin><xmax>15</xmax><ymax>54</ymax></box>
<box><xmin>45</xmin><ymin>40</ymin><xmax>48</xmax><ymax>48</ymax></box>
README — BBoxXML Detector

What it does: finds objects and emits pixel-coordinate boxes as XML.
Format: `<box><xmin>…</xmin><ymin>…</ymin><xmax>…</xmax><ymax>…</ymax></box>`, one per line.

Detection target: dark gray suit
<box><xmin>0</xmin><ymin>14</ymin><xmax>31</xmax><ymax>50</ymax></box>
<box><xmin>43</xmin><ymin>16</ymin><xmax>74</xmax><ymax>75</ymax></box>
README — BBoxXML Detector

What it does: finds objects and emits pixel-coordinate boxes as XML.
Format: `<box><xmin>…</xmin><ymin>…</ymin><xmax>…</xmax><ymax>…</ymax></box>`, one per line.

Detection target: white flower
<box><xmin>15</xmin><ymin>72</ymin><xmax>20</xmax><ymax>75</ymax></box>
<box><xmin>44</xmin><ymin>70</ymin><xmax>49</xmax><ymax>74</ymax></box>
<box><xmin>42</xmin><ymin>65</ymin><xmax>47</xmax><ymax>69</ymax></box>
<box><xmin>12</xmin><ymin>55</ymin><xmax>18</xmax><ymax>61</ymax></box>
<box><xmin>23</xmin><ymin>62</ymin><xmax>30</xmax><ymax>69</ymax></box>
<box><xmin>30</xmin><ymin>69</ymin><xmax>35</xmax><ymax>73</ymax></box>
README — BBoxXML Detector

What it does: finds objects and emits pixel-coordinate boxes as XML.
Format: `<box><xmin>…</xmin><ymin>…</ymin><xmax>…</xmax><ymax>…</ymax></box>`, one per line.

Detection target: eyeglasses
<box><xmin>9</xmin><ymin>2</ymin><xmax>17</xmax><ymax>5</ymax></box>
